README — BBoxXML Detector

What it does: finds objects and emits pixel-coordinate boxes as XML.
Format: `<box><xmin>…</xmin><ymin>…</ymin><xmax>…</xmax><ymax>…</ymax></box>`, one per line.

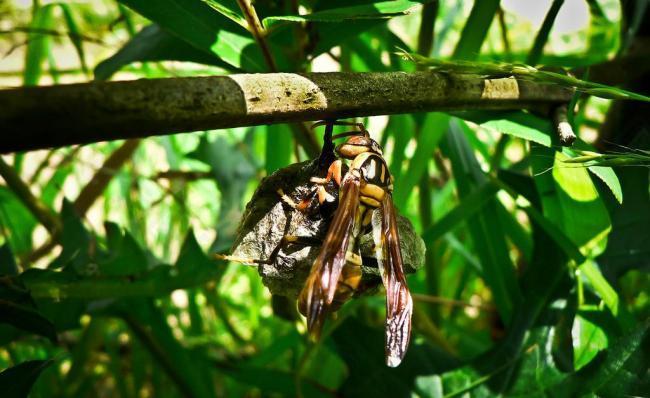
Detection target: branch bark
<box><xmin>0</xmin><ymin>71</ymin><xmax>573</xmax><ymax>153</ymax></box>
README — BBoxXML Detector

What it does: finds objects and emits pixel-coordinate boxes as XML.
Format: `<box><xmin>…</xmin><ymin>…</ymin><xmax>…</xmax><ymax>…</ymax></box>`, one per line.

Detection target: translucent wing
<box><xmin>298</xmin><ymin>177</ymin><xmax>360</xmax><ymax>339</ymax></box>
<box><xmin>372</xmin><ymin>194</ymin><xmax>413</xmax><ymax>367</ymax></box>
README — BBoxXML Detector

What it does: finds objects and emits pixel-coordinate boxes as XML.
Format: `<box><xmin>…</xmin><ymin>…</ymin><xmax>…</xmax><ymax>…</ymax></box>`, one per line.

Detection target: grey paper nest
<box><xmin>229</xmin><ymin>159</ymin><xmax>425</xmax><ymax>298</ymax></box>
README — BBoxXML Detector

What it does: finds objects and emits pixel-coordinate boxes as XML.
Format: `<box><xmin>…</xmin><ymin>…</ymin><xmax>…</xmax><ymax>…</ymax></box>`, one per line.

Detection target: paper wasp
<box><xmin>216</xmin><ymin>120</ymin><xmax>414</xmax><ymax>367</ymax></box>
<box><xmin>298</xmin><ymin>120</ymin><xmax>413</xmax><ymax>367</ymax></box>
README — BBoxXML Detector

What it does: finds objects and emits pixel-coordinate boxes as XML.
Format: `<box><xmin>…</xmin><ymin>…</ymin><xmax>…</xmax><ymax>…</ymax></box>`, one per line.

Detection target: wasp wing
<box><xmin>372</xmin><ymin>194</ymin><xmax>413</xmax><ymax>367</ymax></box>
<box><xmin>298</xmin><ymin>177</ymin><xmax>360</xmax><ymax>339</ymax></box>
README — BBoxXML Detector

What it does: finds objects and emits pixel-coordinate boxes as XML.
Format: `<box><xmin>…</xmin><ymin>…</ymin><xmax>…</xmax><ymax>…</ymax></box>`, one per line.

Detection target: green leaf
<box><xmin>467</xmin><ymin>110</ymin><xmax>554</xmax><ymax>147</ymax></box>
<box><xmin>0</xmin><ymin>359</ymin><xmax>55</xmax><ymax>398</ymax></box>
<box><xmin>0</xmin><ymin>300</ymin><xmax>57</xmax><ymax>343</ymax></box>
<box><xmin>464</xmin><ymin>111</ymin><xmax>623</xmax><ymax>204</ymax></box>
<box><xmin>526</xmin><ymin>0</ymin><xmax>565</xmax><ymax>65</ymax></box>
<box><xmin>24</xmin><ymin>4</ymin><xmax>56</xmax><ymax>86</ymax></box>
<box><xmin>118</xmin><ymin>0</ymin><xmax>265</xmax><ymax>71</ymax></box>
<box><xmin>443</xmin><ymin>119</ymin><xmax>521</xmax><ymax>321</ymax></box>
<box><xmin>189</xmin><ymin>135</ymin><xmax>256</xmax><ymax>251</ymax></box>
<box><xmin>553</xmin><ymin>319</ymin><xmax>650</xmax><ymax>397</ymax></box>
<box><xmin>452</xmin><ymin>0</ymin><xmax>500</xmax><ymax>60</ymax></box>
<box><xmin>394</xmin><ymin>113</ymin><xmax>448</xmax><ymax>207</ymax></box>
<box><xmin>58</xmin><ymin>3</ymin><xmax>88</xmax><ymax>74</ymax></box>
<box><xmin>332</xmin><ymin>318</ymin><xmax>458</xmax><ymax>397</ymax></box>
<box><xmin>421</xmin><ymin>181</ymin><xmax>500</xmax><ymax>243</ymax></box>
<box><xmin>0</xmin><ymin>244</ymin><xmax>19</xmax><ymax>276</ymax></box>
<box><xmin>95</xmin><ymin>24</ymin><xmax>237</xmax><ymax>80</ymax></box>
<box><xmin>0</xmin><ymin>185</ymin><xmax>37</xmax><ymax>256</ymax></box>
<box><xmin>263</xmin><ymin>0</ymin><xmax>426</xmax><ymax>27</ymax></box>
<box><xmin>598</xmin><ymin>167</ymin><xmax>650</xmax><ymax>277</ymax></box>
<box><xmin>48</xmin><ymin>200</ymin><xmax>91</xmax><ymax>272</ymax></box>
<box><xmin>220</xmin><ymin>365</ymin><xmax>330</xmax><ymax>398</ymax></box>
<box><xmin>586</xmin><ymin>165</ymin><xmax>623</xmax><ymax>204</ymax></box>
<box><xmin>117</xmin><ymin>299</ymin><xmax>216</xmax><ymax>398</ymax></box>
<box><xmin>579</xmin><ymin>261</ymin><xmax>635</xmax><ymax>329</ymax></box>
<box><xmin>265</xmin><ymin>124</ymin><xmax>292</xmax><ymax>174</ymax></box>
<box><xmin>531</xmin><ymin>145</ymin><xmax>611</xmax><ymax>249</ymax></box>
<box><xmin>387</xmin><ymin>114</ymin><xmax>415</xmax><ymax>183</ymax></box>
<box><xmin>200</xmin><ymin>0</ymin><xmax>246</xmax><ymax>28</ymax></box>
<box><xmin>175</xmin><ymin>229</ymin><xmax>216</xmax><ymax>276</ymax></box>
<box><xmin>97</xmin><ymin>222</ymin><xmax>149</xmax><ymax>276</ymax></box>
<box><xmin>573</xmin><ymin>312</ymin><xmax>608</xmax><ymax>370</ymax></box>
<box><xmin>519</xmin><ymin>204</ymin><xmax>585</xmax><ymax>263</ymax></box>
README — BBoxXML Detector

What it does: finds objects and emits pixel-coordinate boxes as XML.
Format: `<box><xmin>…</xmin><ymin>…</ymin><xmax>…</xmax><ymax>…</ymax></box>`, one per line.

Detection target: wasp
<box><xmin>298</xmin><ymin>120</ymin><xmax>413</xmax><ymax>368</ymax></box>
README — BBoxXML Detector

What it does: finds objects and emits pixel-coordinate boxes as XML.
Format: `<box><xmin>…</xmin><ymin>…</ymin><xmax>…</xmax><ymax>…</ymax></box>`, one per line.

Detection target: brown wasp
<box><xmin>216</xmin><ymin>120</ymin><xmax>415</xmax><ymax>367</ymax></box>
<box><xmin>298</xmin><ymin>120</ymin><xmax>413</xmax><ymax>367</ymax></box>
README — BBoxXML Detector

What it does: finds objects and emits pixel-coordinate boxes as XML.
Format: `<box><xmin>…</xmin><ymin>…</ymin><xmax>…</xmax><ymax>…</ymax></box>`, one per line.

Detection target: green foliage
<box><xmin>0</xmin><ymin>1</ymin><xmax>649</xmax><ymax>397</ymax></box>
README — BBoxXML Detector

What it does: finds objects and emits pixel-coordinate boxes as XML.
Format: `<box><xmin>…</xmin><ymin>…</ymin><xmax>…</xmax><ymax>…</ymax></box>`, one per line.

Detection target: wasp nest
<box><xmin>229</xmin><ymin>160</ymin><xmax>425</xmax><ymax>298</ymax></box>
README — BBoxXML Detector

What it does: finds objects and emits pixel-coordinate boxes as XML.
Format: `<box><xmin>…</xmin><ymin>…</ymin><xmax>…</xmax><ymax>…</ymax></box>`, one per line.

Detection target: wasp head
<box><xmin>335</xmin><ymin>135</ymin><xmax>383</xmax><ymax>159</ymax></box>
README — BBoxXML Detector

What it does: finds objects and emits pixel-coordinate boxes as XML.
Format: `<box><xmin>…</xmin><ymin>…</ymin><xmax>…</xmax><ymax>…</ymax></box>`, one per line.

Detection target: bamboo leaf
<box><xmin>404</xmin><ymin>54</ymin><xmax>650</xmax><ymax>102</ymax></box>
<box><xmin>24</xmin><ymin>4</ymin><xmax>56</xmax><ymax>86</ymax></box>
<box><xmin>394</xmin><ymin>113</ymin><xmax>448</xmax><ymax>207</ymax></box>
<box><xmin>553</xmin><ymin>319</ymin><xmax>650</xmax><ymax>397</ymax></box>
<box><xmin>0</xmin><ymin>300</ymin><xmax>57</xmax><ymax>343</ymax></box>
<box><xmin>118</xmin><ymin>0</ymin><xmax>265</xmax><ymax>71</ymax></box>
<box><xmin>443</xmin><ymin>119</ymin><xmax>521</xmax><ymax>321</ymax></box>
<box><xmin>452</xmin><ymin>0</ymin><xmax>500</xmax><ymax>60</ymax></box>
<box><xmin>0</xmin><ymin>359</ymin><xmax>55</xmax><ymax>398</ymax></box>
<box><xmin>421</xmin><ymin>181</ymin><xmax>500</xmax><ymax>243</ymax></box>
<box><xmin>58</xmin><ymin>3</ymin><xmax>89</xmax><ymax>74</ymax></box>
<box><xmin>263</xmin><ymin>0</ymin><xmax>427</xmax><ymax>28</ymax></box>
<box><xmin>265</xmin><ymin>124</ymin><xmax>292</xmax><ymax>174</ymax></box>
<box><xmin>95</xmin><ymin>24</ymin><xmax>237</xmax><ymax>80</ymax></box>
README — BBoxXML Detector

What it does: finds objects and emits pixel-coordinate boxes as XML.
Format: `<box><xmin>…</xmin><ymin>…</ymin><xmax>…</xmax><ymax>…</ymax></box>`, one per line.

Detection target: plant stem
<box><xmin>236</xmin><ymin>0</ymin><xmax>277</xmax><ymax>72</ymax></box>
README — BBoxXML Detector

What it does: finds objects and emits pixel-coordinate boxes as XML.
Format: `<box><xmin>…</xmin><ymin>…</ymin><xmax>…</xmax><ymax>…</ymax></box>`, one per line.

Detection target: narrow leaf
<box><xmin>24</xmin><ymin>4</ymin><xmax>56</xmax><ymax>86</ymax></box>
<box><xmin>0</xmin><ymin>300</ymin><xmax>57</xmax><ymax>342</ymax></box>
<box><xmin>95</xmin><ymin>24</ymin><xmax>237</xmax><ymax>80</ymax></box>
<box><xmin>263</xmin><ymin>0</ymin><xmax>426</xmax><ymax>28</ymax></box>
<box><xmin>0</xmin><ymin>359</ymin><xmax>55</xmax><ymax>398</ymax></box>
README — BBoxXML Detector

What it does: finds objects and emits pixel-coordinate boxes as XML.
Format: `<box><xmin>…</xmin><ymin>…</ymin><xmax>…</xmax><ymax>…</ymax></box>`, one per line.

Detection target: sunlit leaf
<box><xmin>263</xmin><ymin>0</ymin><xmax>427</xmax><ymax>28</ymax></box>
<box><xmin>95</xmin><ymin>24</ymin><xmax>237</xmax><ymax>80</ymax></box>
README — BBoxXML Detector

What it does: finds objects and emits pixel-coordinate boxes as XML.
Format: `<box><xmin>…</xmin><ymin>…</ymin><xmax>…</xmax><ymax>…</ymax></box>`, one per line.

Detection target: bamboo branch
<box><xmin>0</xmin><ymin>71</ymin><xmax>574</xmax><ymax>154</ymax></box>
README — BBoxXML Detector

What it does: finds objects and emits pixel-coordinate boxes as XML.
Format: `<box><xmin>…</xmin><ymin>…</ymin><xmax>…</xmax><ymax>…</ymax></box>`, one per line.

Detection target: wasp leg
<box><xmin>310</xmin><ymin>159</ymin><xmax>343</xmax><ymax>187</ymax></box>
<box><xmin>277</xmin><ymin>188</ymin><xmax>321</xmax><ymax>213</ymax></box>
<box><xmin>214</xmin><ymin>235</ymin><xmax>322</xmax><ymax>265</ymax></box>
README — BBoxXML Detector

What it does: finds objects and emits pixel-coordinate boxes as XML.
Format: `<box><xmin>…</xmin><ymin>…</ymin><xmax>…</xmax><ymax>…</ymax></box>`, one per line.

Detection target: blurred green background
<box><xmin>0</xmin><ymin>0</ymin><xmax>649</xmax><ymax>397</ymax></box>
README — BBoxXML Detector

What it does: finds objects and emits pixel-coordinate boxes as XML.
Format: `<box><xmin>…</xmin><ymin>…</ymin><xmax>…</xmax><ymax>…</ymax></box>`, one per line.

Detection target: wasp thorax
<box><xmin>335</xmin><ymin>136</ymin><xmax>383</xmax><ymax>159</ymax></box>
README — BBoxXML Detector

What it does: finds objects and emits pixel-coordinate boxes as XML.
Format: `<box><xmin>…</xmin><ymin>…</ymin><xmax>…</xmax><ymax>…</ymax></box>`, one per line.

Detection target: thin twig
<box><xmin>153</xmin><ymin>170</ymin><xmax>212</xmax><ymax>181</ymax></box>
<box><xmin>74</xmin><ymin>139</ymin><xmax>140</xmax><ymax>215</ymax></box>
<box><xmin>0</xmin><ymin>156</ymin><xmax>62</xmax><ymax>235</ymax></box>
<box><xmin>27</xmin><ymin>140</ymin><xmax>140</xmax><ymax>263</ymax></box>
<box><xmin>0</xmin><ymin>27</ymin><xmax>105</xmax><ymax>45</ymax></box>
<box><xmin>413</xmin><ymin>293</ymin><xmax>495</xmax><ymax>312</ymax></box>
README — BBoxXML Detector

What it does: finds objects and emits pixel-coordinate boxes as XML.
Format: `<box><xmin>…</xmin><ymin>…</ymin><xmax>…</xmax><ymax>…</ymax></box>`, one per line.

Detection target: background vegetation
<box><xmin>0</xmin><ymin>0</ymin><xmax>649</xmax><ymax>397</ymax></box>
